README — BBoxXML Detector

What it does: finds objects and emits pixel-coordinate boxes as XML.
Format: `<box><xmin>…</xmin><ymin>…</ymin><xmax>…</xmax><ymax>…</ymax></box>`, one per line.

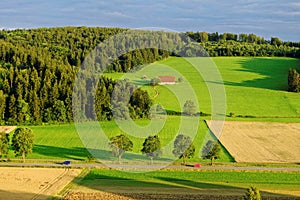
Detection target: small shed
<box><xmin>158</xmin><ymin>76</ymin><xmax>176</xmax><ymax>85</ymax></box>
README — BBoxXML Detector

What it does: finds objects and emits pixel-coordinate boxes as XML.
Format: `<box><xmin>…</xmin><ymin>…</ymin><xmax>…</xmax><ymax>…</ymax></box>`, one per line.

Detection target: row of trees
<box><xmin>185</xmin><ymin>32</ymin><xmax>300</xmax><ymax>57</ymax></box>
<box><xmin>186</xmin><ymin>31</ymin><xmax>300</xmax><ymax>47</ymax></box>
<box><xmin>184</xmin><ymin>40</ymin><xmax>300</xmax><ymax>57</ymax></box>
<box><xmin>0</xmin><ymin>127</ymin><xmax>34</xmax><ymax>162</ymax></box>
<box><xmin>109</xmin><ymin>134</ymin><xmax>221</xmax><ymax>165</ymax></box>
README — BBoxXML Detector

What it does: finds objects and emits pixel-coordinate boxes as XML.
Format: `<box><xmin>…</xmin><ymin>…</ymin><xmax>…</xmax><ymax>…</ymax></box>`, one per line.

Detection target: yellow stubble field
<box><xmin>206</xmin><ymin>121</ymin><xmax>300</xmax><ymax>163</ymax></box>
<box><xmin>0</xmin><ymin>167</ymin><xmax>81</xmax><ymax>200</ymax></box>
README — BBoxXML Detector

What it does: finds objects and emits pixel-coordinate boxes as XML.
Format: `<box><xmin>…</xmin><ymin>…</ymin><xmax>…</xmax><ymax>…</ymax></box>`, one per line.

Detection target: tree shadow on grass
<box><xmin>32</xmin><ymin>144</ymin><xmax>113</xmax><ymax>161</ymax></box>
<box><xmin>76</xmin><ymin>173</ymin><xmax>244</xmax><ymax>200</ymax></box>
<box><xmin>131</xmin><ymin>79</ymin><xmax>150</xmax><ymax>86</ymax></box>
<box><xmin>153</xmin><ymin>176</ymin><xmax>300</xmax><ymax>200</ymax></box>
<box><xmin>154</xmin><ymin>176</ymin><xmax>240</xmax><ymax>190</ymax></box>
<box><xmin>65</xmin><ymin>170</ymin><xmax>300</xmax><ymax>200</ymax></box>
<box><xmin>221</xmin><ymin>58</ymin><xmax>300</xmax><ymax>91</ymax></box>
<box><xmin>32</xmin><ymin>144</ymin><xmax>172</xmax><ymax>163</ymax></box>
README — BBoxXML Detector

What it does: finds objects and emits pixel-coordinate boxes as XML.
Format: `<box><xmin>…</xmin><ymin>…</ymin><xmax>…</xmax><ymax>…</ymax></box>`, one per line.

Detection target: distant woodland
<box><xmin>0</xmin><ymin>27</ymin><xmax>299</xmax><ymax>124</ymax></box>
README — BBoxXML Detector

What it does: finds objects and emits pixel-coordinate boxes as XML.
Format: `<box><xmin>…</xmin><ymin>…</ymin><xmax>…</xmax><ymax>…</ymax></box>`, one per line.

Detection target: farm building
<box><xmin>158</xmin><ymin>76</ymin><xmax>176</xmax><ymax>85</ymax></box>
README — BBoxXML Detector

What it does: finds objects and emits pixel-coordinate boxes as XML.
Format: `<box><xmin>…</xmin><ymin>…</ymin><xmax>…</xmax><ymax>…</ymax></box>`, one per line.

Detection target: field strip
<box><xmin>32</xmin><ymin>168</ymin><xmax>81</xmax><ymax>200</ymax></box>
<box><xmin>0</xmin><ymin>167</ymin><xmax>81</xmax><ymax>200</ymax></box>
<box><xmin>57</xmin><ymin>168</ymin><xmax>90</xmax><ymax>198</ymax></box>
<box><xmin>206</xmin><ymin>120</ymin><xmax>300</xmax><ymax>163</ymax></box>
<box><xmin>0</xmin><ymin>126</ymin><xmax>17</xmax><ymax>133</ymax></box>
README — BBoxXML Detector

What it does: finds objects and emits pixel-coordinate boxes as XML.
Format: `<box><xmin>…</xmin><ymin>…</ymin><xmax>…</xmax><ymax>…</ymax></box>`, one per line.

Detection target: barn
<box><xmin>158</xmin><ymin>76</ymin><xmax>176</xmax><ymax>85</ymax></box>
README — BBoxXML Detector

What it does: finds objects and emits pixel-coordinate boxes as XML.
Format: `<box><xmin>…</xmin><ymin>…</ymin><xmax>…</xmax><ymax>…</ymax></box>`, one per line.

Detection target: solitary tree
<box><xmin>109</xmin><ymin>134</ymin><xmax>133</xmax><ymax>163</ymax></box>
<box><xmin>12</xmin><ymin>127</ymin><xmax>34</xmax><ymax>163</ymax></box>
<box><xmin>172</xmin><ymin>134</ymin><xmax>195</xmax><ymax>165</ymax></box>
<box><xmin>288</xmin><ymin>69</ymin><xmax>300</xmax><ymax>92</ymax></box>
<box><xmin>201</xmin><ymin>140</ymin><xmax>221</xmax><ymax>166</ymax></box>
<box><xmin>0</xmin><ymin>132</ymin><xmax>10</xmax><ymax>160</ymax></box>
<box><xmin>141</xmin><ymin>135</ymin><xmax>162</xmax><ymax>164</ymax></box>
<box><xmin>242</xmin><ymin>186</ymin><xmax>261</xmax><ymax>200</ymax></box>
<box><xmin>183</xmin><ymin>100</ymin><xmax>197</xmax><ymax>116</ymax></box>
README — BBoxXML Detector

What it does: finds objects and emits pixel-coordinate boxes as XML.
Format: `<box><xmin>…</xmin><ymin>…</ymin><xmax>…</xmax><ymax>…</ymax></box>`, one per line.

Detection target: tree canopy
<box><xmin>201</xmin><ymin>140</ymin><xmax>221</xmax><ymax>165</ymax></box>
<box><xmin>288</xmin><ymin>69</ymin><xmax>300</xmax><ymax>92</ymax></box>
<box><xmin>109</xmin><ymin>134</ymin><xmax>133</xmax><ymax>163</ymax></box>
<box><xmin>11</xmin><ymin>127</ymin><xmax>34</xmax><ymax>162</ymax></box>
<box><xmin>172</xmin><ymin>134</ymin><xmax>195</xmax><ymax>164</ymax></box>
<box><xmin>0</xmin><ymin>132</ymin><xmax>9</xmax><ymax>159</ymax></box>
<box><xmin>183</xmin><ymin>100</ymin><xmax>197</xmax><ymax>116</ymax></box>
<box><xmin>141</xmin><ymin>135</ymin><xmax>162</xmax><ymax>164</ymax></box>
<box><xmin>242</xmin><ymin>186</ymin><xmax>262</xmax><ymax>200</ymax></box>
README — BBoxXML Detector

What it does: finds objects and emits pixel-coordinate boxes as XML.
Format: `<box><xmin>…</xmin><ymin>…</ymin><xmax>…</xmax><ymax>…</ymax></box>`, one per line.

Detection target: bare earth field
<box><xmin>0</xmin><ymin>126</ymin><xmax>17</xmax><ymax>133</ymax></box>
<box><xmin>207</xmin><ymin>121</ymin><xmax>300</xmax><ymax>163</ymax></box>
<box><xmin>0</xmin><ymin>167</ymin><xmax>81</xmax><ymax>200</ymax></box>
<box><xmin>64</xmin><ymin>186</ymin><xmax>299</xmax><ymax>200</ymax></box>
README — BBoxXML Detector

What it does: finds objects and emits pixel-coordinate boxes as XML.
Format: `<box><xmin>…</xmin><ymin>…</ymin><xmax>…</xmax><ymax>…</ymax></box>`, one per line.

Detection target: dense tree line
<box><xmin>186</xmin><ymin>31</ymin><xmax>300</xmax><ymax>47</ymax></box>
<box><xmin>0</xmin><ymin>27</ymin><xmax>155</xmax><ymax>124</ymax></box>
<box><xmin>108</xmin><ymin>48</ymin><xmax>169</xmax><ymax>72</ymax></box>
<box><xmin>95</xmin><ymin>77</ymin><xmax>152</xmax><ymax>121</ymax></box>
<box><xmin>186</xmin><ymin>32</ymin><xmax>300</xmax><ymax>57</ymax></box>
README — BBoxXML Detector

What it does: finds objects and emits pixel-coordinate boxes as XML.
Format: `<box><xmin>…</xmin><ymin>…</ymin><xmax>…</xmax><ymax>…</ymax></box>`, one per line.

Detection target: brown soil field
<box><xmin>0</xmin><ymin>167</ymin><xmax>81</xmax><ymax>200</ymax></box>
<box><xmin>206</xmin><ymin>121</ymin><xmax>300</xmax><ymax>163</ymax></box>
<box><xmin>64</xmin><ymin>191</ymin><xmax>299</xmax><ymax>200</ymax></box>
<box><xmin>64</xmin><ymin>183</ymin><xmax>299</xmax><ymax>200</ymax></box>
<box><xmin>64</xmin><ymin>192</ymin><xmax>247</xmax><ymax>200</ymax></box>
<box><xmin>0</xmin><ymin>126</ymin><xmax>17</xmax><ymax>133</ymax></box>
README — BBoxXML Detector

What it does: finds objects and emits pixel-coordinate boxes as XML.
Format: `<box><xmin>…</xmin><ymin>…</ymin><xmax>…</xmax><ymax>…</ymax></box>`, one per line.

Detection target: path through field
<box><xmin>0</xmin><ymin>167</ymin><xmax>81</xmax><ymax>200</ymax></box>
<box><xmin>207</xmin><ymin>121</ymin><xmax>300</xmax><ymax>163</ymax></box>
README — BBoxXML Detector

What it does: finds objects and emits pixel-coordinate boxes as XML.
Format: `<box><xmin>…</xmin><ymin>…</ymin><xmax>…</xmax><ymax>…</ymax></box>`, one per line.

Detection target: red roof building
<box><xmin>158</xmin><ymin>76</ymin><xmax>176</xmax><ymax>85</ymax></box>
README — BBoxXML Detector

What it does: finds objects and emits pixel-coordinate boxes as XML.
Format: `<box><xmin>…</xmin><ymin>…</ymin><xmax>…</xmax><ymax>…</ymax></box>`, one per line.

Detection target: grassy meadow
<box><xmin>106</xmin><ymin>56</ymin><xmax>300</xmax><ymax>117</ymax></box>
<box><xmin>69</xmin><ymin>169</ymin><xmax>300</xmax><ymax>198</ymax></box>
<box><xmin>8</xmin><ymin>57</ymin><xmax>300</xmax><ymax>163</ymax></box>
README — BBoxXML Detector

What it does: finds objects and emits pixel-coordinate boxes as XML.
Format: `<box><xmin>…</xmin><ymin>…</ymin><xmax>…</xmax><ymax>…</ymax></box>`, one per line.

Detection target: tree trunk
<box><xmin>150</xmin><ymin>157</ymin><xmax>153</xmax><ymax>165</ymax></box>
<box><xmin>22</xmin><ymin>151</ymin><xmax>25</xmax><ymax>163</ymax></box>
<box><xmin>118</xmin><ymin>154</ymin><xmax>121</xmax><ymax>164</ymax></box>
<box><xmin>211</xmin><ymin>157</ymin><xmax>214</xmax><ymax>166</ymax></box>
<box><xmin>183</xmin><ymin>155</ymin><xmax>186</xmax><ymax>165</ymax></box>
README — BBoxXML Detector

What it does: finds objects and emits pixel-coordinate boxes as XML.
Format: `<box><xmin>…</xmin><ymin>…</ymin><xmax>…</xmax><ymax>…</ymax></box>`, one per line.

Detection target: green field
<box><xmin>70</xmin><ymin>169</ymin><xmax>300</xmax><ymax>198</ymax></box>
<box><xmin>8</xmin><ymin>57</ymin><xmax>300</xmax><ymax>163</ymax></box>
<box><xmin>105</xmin><ymin>56</ymin><xmax>300</xmax><ymax>117</ymax></box>
<box><xmin>7</xmin><ymin>119</ymin><xmax>231</xmax><ymax>162</ymax></box>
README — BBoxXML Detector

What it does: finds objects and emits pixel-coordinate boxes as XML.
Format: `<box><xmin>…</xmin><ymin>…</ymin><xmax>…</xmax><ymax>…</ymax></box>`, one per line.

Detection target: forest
<box><xmin>0</xmin><ymin>27</ymin><xmax>299</xmax><ymax>124</ymax></box>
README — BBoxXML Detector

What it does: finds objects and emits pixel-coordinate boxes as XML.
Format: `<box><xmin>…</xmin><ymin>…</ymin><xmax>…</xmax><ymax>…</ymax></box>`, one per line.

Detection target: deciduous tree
<box><xmin>183</xmin><ymin>100</ymin><xmax>197</xmax><ymax>116</ymax></box>
<box><xmin>109</xmin><ymin>134</ymin><xmax>133</xmax><ymax>163</ymax></box>
<box><xmin>172</xmin><ymin>134</ymin><xmax>195</xmax><ymax>165</ymax></box>
<box><xmin>12</xmin><ymin>127</ymin><xmax>34</xmax><ymax>162</ymax></box>
<box><xmin>141</xmin><ymin>135</ymin><xmax>162</xmax><ymax>164</ymax></box>
<box><xmin>201</xmin><ymin>140</ymin><xmax>221</xmax><ymax>166</ymax></box>
<box><xmin>288</xmin><ymin>69</ymin><xmax>300</xmax><ymax>92</ymax></box>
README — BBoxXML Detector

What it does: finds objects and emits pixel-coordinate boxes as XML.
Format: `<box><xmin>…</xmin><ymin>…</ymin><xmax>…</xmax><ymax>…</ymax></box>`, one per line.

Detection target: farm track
<box><xmin>153</xmin><ymin>86</ymin><xmax>159</xmax><ymax>99</ymax></box>
<box><xmin>0</xmin><ymin>162</ymin><xmax>299</xmax><ymax>172</ymax></box>
<box><xmin>31</xmin><ymin>169</ymin><xmax>70</xmax><ymax>200</ymax></box>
